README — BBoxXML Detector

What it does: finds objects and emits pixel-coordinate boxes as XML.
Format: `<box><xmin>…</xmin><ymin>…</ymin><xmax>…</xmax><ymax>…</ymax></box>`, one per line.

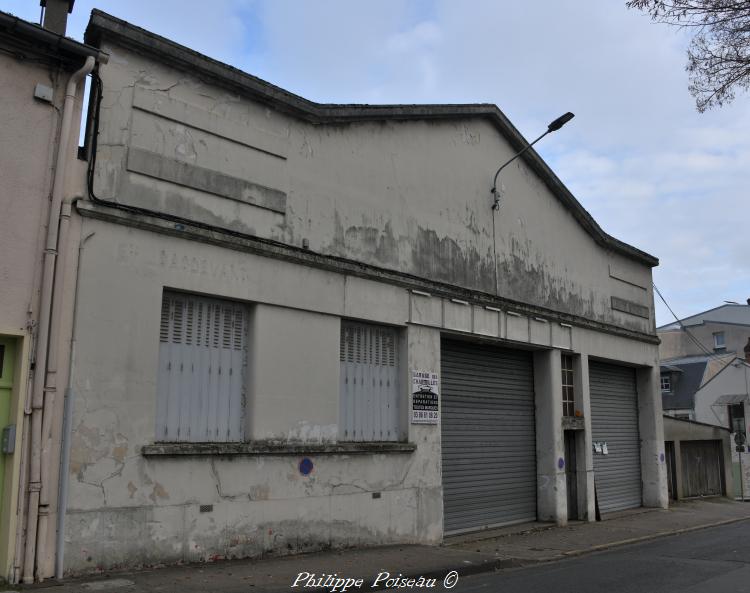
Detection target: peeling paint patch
<box><xmin>149</xmin><ymin>482</ymin><xmax>170</xmax><ymax>502</ymax></box>
<box><xmin>112</xmin><ymin>444</ymin><xmax>128</xmax><ymax>463</ymax></box>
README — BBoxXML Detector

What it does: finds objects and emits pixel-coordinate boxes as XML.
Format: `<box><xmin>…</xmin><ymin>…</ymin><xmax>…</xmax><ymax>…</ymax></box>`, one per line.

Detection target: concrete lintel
<box><xmin>141</xmin><ymin>441</ymin><xmax>418</xmax><ymax>456</ymax></box>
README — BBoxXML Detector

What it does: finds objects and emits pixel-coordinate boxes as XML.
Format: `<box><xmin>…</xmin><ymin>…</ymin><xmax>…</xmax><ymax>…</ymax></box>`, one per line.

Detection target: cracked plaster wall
<box><xmin>93</xmin><ymin>42</ymin><xmax>655</xmax><ymax>336</ymax></box>
<box><xmin>63</xmin><ymin>220</ymin><xmax>442</xmax><ymax>574</ymax></box>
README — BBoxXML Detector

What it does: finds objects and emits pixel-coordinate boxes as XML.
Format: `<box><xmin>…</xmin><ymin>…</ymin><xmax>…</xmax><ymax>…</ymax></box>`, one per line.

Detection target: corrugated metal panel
<box><xmin>441</xmin><ymin>340</ymin><xmax>537</xmax><ymax>533</ymax></box>
<box><xmin>339</xmin><ymin>321</ymin><xmax>400</xmax><ymax>442</ymax></box>
<box><xmin>589</xmin><ymin>361</ymin><xmax>642</xmax><ymax>513</ymax></box>
<box><xmin>157</xmin><ymin>292</ymin><xmax>247</xmax><ymax>442</ymax></box>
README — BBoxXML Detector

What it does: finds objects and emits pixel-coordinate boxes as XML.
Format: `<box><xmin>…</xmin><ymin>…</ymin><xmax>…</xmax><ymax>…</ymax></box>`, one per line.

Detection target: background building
<box><xmin>659</xmin><ymin>305</ymin><xmax>750</xmax><ymax>500</ymax></box>
<box><xmin>659</xmin><ymin>302</ymin><xmax>750</xmax><ymax>361</ymax></box>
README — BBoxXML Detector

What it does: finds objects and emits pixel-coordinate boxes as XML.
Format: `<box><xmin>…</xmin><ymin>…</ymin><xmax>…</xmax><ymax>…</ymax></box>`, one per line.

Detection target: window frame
<box><xmin>728</xmin><ymin>402</ymin><xmax>746</xmax><ymax>435</ymax></box>
<box><xmin>660</xmin><ymin>374</ymin><xmax>671</xmax><ymax>392</ymax></box>
<box><xmin>561</xmin><ymin>354</ymin><xmax>575</xmax><ymax>417</ymax></box>
<box><xmin>713</xmin><ymin>331</ymin><xmax>726</xmax><ymax>350</ymax></box>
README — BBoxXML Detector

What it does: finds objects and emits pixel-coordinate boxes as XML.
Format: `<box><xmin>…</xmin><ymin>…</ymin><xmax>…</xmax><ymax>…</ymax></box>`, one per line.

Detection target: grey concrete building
<box><xmin>13</xmin><ymin>9</ymin><xmax>668</xmax><ymax>580</ymax></box>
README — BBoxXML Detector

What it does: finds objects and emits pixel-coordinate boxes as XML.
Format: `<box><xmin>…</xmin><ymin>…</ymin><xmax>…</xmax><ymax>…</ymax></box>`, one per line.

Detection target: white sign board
<box><xmin>411</xmin><ymin>369</ymin><xmax>439</xmax><ymax>424</ymax></box>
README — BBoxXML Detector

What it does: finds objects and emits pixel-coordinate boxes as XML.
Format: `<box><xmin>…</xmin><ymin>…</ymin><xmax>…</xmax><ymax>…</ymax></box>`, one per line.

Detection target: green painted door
<box><xmin>0</xmin><ymin>337</ymin><xmax>15</xmax><ymax>509</ymax></box>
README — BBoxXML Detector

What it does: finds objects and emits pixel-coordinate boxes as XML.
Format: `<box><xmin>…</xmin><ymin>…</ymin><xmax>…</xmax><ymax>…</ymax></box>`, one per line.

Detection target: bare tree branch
<box><xmin>627</xmin><ymin>0</ymin><xmax>750</xmax><ymax>111</ymax></box>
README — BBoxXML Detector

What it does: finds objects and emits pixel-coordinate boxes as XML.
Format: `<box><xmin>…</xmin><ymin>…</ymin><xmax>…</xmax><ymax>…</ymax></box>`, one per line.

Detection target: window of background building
<box><xmin>713</xmin><ymin>331</ymin><xmax>726</xmax><ymax>350</ymax></box>
<box><xmin>660</xmin><ymin>374</ymin><xmax>671</xmax><ymax>392</ymax></box>
<box><xmin>156</xmin><ymin>291</ymin><xmax>248</xmax><ymax>442</ymax></box>
<box><xmin>729</xmin><ymin>403</ymin><xmax>746</xmax><ymax>435</ymax></box>
<box><xmin>561</xmin><ymin>354</ymin><xmax>575</xmax><ymax>417</ymax></box>
<box><xmin>339</xmin><ymin>321</ymin><xmax>400</xmax><ymax>442</ymax></box>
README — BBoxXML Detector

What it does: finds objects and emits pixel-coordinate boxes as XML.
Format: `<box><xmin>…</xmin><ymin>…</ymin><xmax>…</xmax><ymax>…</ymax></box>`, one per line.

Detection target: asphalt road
<box><xmin>451</xmin><ymin>520</ymin><xmax>750</xmax><ymax>593</ymax></box>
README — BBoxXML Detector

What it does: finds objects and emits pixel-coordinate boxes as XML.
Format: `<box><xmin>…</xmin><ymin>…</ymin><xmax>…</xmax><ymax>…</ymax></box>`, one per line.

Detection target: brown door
<box><xmin>681</xmin><ymin>440</ymin><xmax>724</xmax><ymax>497</ymax></box>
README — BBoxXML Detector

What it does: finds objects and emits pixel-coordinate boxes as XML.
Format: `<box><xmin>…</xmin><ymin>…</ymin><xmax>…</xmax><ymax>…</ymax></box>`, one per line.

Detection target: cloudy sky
<box><xmin>5</xmin><ymin>0</ymin><xmax>749</xmax><ymax>326</ymax></box>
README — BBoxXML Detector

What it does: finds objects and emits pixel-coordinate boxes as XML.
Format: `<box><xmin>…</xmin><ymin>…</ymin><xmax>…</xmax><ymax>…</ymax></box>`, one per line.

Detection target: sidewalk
<box><xmin>14</xmin><ymin>498</ymin><xmax>750</xmax><ymax>593</ymax></box>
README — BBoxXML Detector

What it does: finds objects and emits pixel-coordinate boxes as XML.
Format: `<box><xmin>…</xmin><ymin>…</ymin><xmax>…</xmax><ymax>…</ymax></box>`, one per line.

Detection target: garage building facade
<box><xmin>8</xmin><ymin>10</ymin><xmax>668</xmax><ymax>581</ymax></box>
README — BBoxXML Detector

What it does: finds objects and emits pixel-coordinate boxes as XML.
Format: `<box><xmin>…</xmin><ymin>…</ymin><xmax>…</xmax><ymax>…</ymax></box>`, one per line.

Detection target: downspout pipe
<box><xmin>23</xmin><ymin>54</ymin><xmax>95</xmax><ymax>584</ymax></box>
<box><xmin>54</xmin><ymin>228</ymin><xmax>94</xmax><ymax>580</ymax></box>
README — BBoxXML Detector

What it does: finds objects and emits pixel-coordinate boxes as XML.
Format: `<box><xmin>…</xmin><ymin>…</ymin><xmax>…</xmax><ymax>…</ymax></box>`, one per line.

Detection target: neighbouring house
<box><xmin>660</xmin><ymin>353</ymin><xmax>736</xmax><ymax>421</ymax></box>
<box><xmin>0</xmin><ymin>4</ymin><xmax>107</xmax><ymax>584</ymax></box>
<box><xmin>659</xmin><ymin>301</ymin><xmax>750</xmax><ymax>360</ymax></box>
<box><xmin>3</xmin><ymin>8</ymin><xmax>669</xmax><ymax>583</ymax></box>
<box><xmin>659</xmin><ymin>304</ymin><xmax>750</xmax><ymax>500</ymax></box>
<box><xmin>691</xmin><ymin>354</ymin><xmax>750</xmax><ymax>499</ymax></box>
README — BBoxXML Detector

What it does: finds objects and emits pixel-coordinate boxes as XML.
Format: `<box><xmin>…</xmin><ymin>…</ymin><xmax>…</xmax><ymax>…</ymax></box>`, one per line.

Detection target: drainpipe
<box><xmin>55</xmin><ymin>228</ymin><xmax>94</xmax><ymax>580</ymax></box>
<box><xmin>23</xmin><ymin>55</ymin><xmax>95</xmax><ymax>584</ymax></box>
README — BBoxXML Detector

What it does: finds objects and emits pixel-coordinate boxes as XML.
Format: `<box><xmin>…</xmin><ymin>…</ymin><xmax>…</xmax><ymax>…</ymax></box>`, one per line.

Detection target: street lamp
<box><xmin>491</xmin><ymin>112</ymin><xmax>575</xmax><ymax>210</ymax></box>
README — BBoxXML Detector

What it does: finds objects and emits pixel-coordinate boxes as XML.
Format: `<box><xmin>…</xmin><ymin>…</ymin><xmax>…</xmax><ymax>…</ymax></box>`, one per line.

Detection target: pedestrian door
<box><xmin>441</xmin><ymin>340</ymin><xmax>536</xmax><ymax>533</ymax></box>
<box><xmin>0</xmin><ymin>337</ymin><xmax>16</xmax><ymax>515</ymax></box>
<box><xmin>589</xmin><ymin>361</ymin><xmax>642</xmax><ymax>513</ymax></box>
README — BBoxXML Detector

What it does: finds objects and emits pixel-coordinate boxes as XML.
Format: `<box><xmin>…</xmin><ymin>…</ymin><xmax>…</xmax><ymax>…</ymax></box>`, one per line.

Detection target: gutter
<box><xmin>0</xmin><ymin>11</ymin><xmax>105</xmax><ymax>63</ymax></box>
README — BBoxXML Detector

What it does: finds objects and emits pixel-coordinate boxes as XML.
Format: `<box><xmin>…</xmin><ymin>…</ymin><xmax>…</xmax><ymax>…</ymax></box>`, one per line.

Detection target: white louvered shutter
<box><xmin>156</xmin><ymin>292</ymin><xmax>247</xmax><ymax>442</ymax></box>
<box><xmin>339</xmin><ymin>321</ymin><xmax>400</xmax><ymax>441</ymax></box>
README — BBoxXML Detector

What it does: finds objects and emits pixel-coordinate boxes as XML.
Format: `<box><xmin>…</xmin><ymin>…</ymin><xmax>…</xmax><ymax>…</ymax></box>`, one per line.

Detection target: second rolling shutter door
<box><xmin>589</xmin><ymin>361</ymin><xmax>642</xmax><ymax>513</ymax></box>
<box><xmin>441</xmin><ymin>340</ymin><xmax>537</xmax><ymax>534</ymax></box>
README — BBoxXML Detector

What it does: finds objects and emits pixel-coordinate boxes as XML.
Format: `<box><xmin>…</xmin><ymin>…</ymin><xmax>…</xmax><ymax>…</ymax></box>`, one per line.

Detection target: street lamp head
<box><xmin>491</xmin><ymin>110</ymin><xmax>575</xmax><ymax>210</ymax></box>
<box><xmin>547</xmin><ymin>112</ymin><xmax>575</xmax><ymax>132</ymax></box>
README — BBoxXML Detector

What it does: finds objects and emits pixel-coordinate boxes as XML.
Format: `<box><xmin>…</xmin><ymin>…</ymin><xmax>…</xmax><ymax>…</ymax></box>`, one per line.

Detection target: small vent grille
<box><xmin>159</xmin><ymin>298</ymin><xmax>170</xmax><ymax>343</ymax></box>
<box><xmin>172</xmin><ymin>298</ymin><xmax>184</xmax><ymax>344</ymax></box>
<box><xmin>340</xmin><ymin>322</ymin><xmax>397</xmax><ymax>367</ymax></box>
<box><xmin>185</xmin><ymin>300</ymin><xmax>194</xmax><ymax>345</ymax></box>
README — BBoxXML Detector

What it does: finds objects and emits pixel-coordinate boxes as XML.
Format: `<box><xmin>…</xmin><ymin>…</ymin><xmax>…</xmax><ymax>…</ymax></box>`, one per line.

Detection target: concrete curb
<box><xmin>311</xmin><ymin>515</ymin><xmax>750</xmax><ymax>593</ymax></box>
<box><xmin>557</xmin><ymin>515</ymin><xmax>750</xmax><ymax>559</ymax></box>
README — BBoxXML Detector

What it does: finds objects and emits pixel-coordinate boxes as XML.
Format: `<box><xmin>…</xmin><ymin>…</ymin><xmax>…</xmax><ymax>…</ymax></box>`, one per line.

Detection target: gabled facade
<box><xmin>6</xmin><ymin>9</ymin><xmax>668</xmax><ymax>581</ymax></box>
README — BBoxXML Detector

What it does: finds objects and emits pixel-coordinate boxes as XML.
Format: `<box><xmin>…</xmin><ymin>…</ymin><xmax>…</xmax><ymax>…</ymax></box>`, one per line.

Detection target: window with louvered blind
<box><xmin>339</xmin><ymin>321</ymin><xmax>401</xmax><ymax>442</ymax></box>
<box><xmin>156</xmin><ymin>291</ymin><xmax>248</xmax><ymax>442</ymax></box>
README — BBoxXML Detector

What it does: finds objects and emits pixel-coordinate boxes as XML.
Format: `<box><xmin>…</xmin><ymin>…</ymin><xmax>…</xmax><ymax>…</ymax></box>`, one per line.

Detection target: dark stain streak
<box><xmin>414</xmin><ymin>227</ymin><xmax>495</xmax><ymax>293</ymax></box>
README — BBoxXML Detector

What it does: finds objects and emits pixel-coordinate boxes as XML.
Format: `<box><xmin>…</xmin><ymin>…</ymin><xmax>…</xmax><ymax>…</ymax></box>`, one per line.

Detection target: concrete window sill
<box><xmin>562</xmin><ymin>416</ymin><xmax>585</xmax><ymax>430</ymax></box>
<box><xmin>141</xmin><ymin>441</ymin><xmax>417</xmax><ymax>457</ymax></box>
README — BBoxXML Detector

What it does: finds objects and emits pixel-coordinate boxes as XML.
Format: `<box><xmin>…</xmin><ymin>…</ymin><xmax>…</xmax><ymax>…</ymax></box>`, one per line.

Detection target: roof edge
<box><xmin>84</xmin><ymin>9</ymin><xmax>658</xmax><ymax>268</ymax></box>
<box><xmin>0</xmin><ymin>9</ymin><xmax>103</xmax><ymax>63</ymax></box>
<box><xmin>662</xmin><ymin>415</ymin><xmax>731</xmax><ymax>432</ymax></box>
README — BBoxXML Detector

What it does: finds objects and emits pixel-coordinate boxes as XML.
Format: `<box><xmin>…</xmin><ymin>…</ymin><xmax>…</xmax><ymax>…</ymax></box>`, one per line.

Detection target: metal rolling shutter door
<box><xmin>589</xmin><ymin>361</ymin><xmax>642</xmax><ymax>513</ymax></box>
<box><xmin>441</xmin><ymin>340</ymin><xmax>537</xmax><ymax>533</ymax></box>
